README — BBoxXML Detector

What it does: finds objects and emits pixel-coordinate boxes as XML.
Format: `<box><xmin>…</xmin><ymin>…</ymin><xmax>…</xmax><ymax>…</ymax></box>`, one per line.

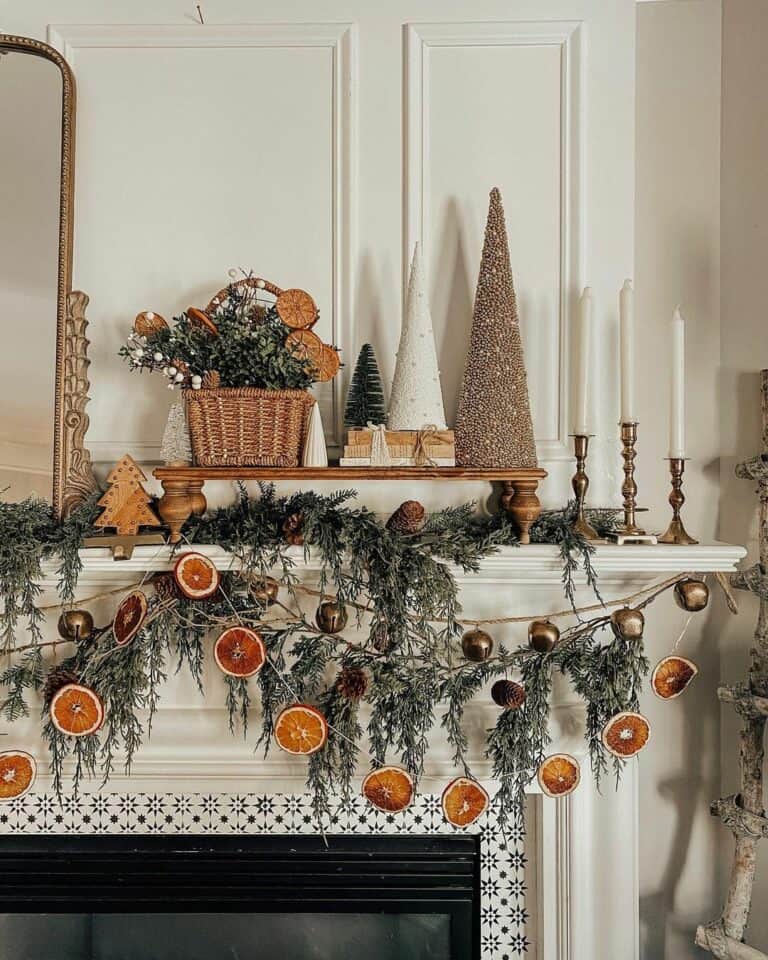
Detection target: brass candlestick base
<box><xmin>570</xmin><ymin>434</ymin><xmax>599</xmax><ymax>540</ymax></box>
<box><xmin>658</xmin><ymin>457</ymin><xmax>698</xmax><ymax>545</ymax></box>
<box><xmin>608</xmin><ymin>421</ymin><xmax>658</xmax><ymax>545</ymax></box>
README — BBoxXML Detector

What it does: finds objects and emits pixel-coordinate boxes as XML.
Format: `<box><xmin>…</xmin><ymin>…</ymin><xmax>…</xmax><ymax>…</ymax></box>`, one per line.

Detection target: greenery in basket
<box><xmin>121</xmin><ymin>283</ymin><xmax>317</xmax><ymax>390</ymax></box>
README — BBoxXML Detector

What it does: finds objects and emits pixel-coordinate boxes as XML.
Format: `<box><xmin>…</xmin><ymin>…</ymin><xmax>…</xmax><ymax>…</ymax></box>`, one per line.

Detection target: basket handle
<box><xmin>205</xmin><ymin>277</ymin><xmax>283</xmax><ymax>315</ymax></box>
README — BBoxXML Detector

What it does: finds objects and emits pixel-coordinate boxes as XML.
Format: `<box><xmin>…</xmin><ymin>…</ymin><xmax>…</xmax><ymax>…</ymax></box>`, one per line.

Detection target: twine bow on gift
<box><xmin>367</xmin><ymin>422</ymin><xmax>391</xmax><ymax>466</ymax></box>
<box><xmin>414</xmin><ymin>424</ymin><xmax>439</xmax><ymax>467</ymax></box>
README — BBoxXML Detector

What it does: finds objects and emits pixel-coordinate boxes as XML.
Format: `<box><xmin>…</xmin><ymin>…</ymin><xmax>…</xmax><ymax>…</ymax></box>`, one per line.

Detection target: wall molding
<box><xmin>48</xmin><ymin>22</ymin><xmax>357</xmax><ymax>454</ymax></box>
<box><xmin>404</xmin><ymin>20</ymin><xmax>584</xmax><ymax>463</ymax></box>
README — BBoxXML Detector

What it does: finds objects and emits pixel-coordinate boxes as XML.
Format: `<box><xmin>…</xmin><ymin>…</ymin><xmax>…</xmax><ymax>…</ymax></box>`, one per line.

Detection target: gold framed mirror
<box><xmin>0</xmin><ymin>34</ymin><xmax>96</xmax><ymax>518</ymax></box>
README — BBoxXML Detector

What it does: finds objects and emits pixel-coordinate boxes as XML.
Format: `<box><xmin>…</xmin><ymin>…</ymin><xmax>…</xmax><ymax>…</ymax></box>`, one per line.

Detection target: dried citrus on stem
<box><xmin>0</xmin><ymin>751</ymin><xmax>36</xmax><ymax>801</ymax></box>
<box><xmin>113</xmin><ymin>590</ymin><xmax>148</xmax><ymax>646</ymax></box>
<box><xmin>275</xmin><ymin>288</ymin><xmax>319</xmax><ymax>329</ymax></box>
<box><xmin>274</xmin><ymin>704</ymin><xmax>328</xmax><ymax>755</ymax></box>
<box><xmin>362</xmin><ymin>766</ymin><xmax>414</xmax><ymax>813</ymax></box>
<box><xmin>50</xmin><ymin>684</ymin><xmax>104</xmax><ymax>737</ymax></box>
<box><xmin>173</xmin><ymin>551</ymin><xmax>220</xmax><ymax>600</ymax></box>
<box><xmin>214</xmin><ymin>627</ymin><xmax>266</xmax><ymax>678</ymax></box>
<box><xmin>441</xmin><ymin>777</ymin><xmax>488</xmax><ymax>827</ymax></box>
<box><xmin>651</xmin><ymin>655</ymin><xmax>698</xmax><ymax>700</ymax></box>
<box><xmin>537</xmin><ymin>754</ymin><xmax>581</xmax><ymax>798</ymax></box>
<box><xmin>601</xmin><ymin>711</ymin><xmax>651</xmax><ymax>758</ymax></box>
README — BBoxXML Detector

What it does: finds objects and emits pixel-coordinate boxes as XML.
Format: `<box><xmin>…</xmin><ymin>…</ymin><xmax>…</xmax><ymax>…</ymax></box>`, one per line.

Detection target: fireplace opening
<box><xmin>0</xmin><ymin>835</ymin><xmax>480</xmax><ymax>959</ymax></box>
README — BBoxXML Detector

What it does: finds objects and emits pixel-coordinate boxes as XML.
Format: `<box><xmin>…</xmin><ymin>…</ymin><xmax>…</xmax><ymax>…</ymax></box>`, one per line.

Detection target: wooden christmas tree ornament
<box><xmin>455</xmin><ymin>188</ymin><xmax>537</xmax><ymax>469</ymax></box>
<box><xmin>84</xmin><ymin>454</ymin><xmax>165</xmax><ymax>559</ymax></box>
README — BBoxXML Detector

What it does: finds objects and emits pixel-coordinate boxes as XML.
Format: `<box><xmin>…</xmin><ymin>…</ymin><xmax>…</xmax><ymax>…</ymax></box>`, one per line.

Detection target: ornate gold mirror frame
<box><xmin>0</xmin><ymin>34</ymin><xmax>96</xmax><ymax>518</ymax></box>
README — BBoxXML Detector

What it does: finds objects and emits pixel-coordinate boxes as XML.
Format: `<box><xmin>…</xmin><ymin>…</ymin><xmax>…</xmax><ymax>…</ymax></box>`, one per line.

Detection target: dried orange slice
<box><xmin>50</xmin><ymin>684</ymin><xmax>104</xmax><ymax>737</ymax></box>
<box><xmin>173</xmin><ymin>552</ymin><xmax>220</xmax><ymax>600</ymax></box>
<box><xmin>652</xmin><ymin>655</ymin><xmax>698</xmax><ymax>700</ymax></box>
<box><xmin>276</xmin><ymin>288</ymin><xmax>318</xmax><ymax>329</ymax></box>
<box><xmin>601</xmin><ymin>711</ymin><xmax>651</xmax><ymax>758</ymax></box>
<box><xmin>0</xmin><ymin>751</ymin><xmax>36</xmax><ymax>801</ymax></box>
<box><xmin>113</xmin><ymin>590</ymin><xmax>148</xmax><ymax>646</ymax></box>
<box><xmin>186</xmin><ymin>306</ymin><xmax>219</xmax><ymax>336</ymax></box>
<box><xmin>537</xmin><ymin>754</ymin><xmax>581</xmax><ymax>798</ymax></box>
<box><xmin>314</xmin><ymin>344</ymin><xmax>341</xmax><ymax>383</ymax></box>
<box><xmin>274</xmin><ymin>704</ymin><xmax>328</xmax><ymax>755</ymax></box>
<box><xmin>441</xmin><ymin>776</ymin><xmax>489</xmax><ymax>827</ymax></box>
<box><xmin>286</xmin><ymin>328</ymin><xmax>325</xmax><ymax>366</ymax></box>
<box><xmin>213</xmin><ymin>627</ymin><xmax>266</xmax><ymax>678</ymax></box>
<box><xmin>362</xmin><ymin>765</ymin><xmax>414</xmax><ymax>813</ymax></box>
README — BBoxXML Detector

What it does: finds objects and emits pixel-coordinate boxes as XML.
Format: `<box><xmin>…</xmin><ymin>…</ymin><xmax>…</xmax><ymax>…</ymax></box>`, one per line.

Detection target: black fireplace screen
<box><xmin>0</xmin><ymin>836</ymin><xmax>479</xmax><ymax>960</ymax></box>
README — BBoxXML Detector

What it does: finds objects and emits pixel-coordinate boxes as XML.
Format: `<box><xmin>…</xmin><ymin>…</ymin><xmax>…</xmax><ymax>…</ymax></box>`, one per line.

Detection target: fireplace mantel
<box><xmin>18</xmin><ymin>539</ymin><xmax>746</xmax><ymax>960</ymax></box>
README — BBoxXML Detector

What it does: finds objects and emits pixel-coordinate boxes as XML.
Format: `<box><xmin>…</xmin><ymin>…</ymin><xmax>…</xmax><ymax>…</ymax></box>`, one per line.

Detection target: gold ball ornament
<box><xmin>610</xmin><ymin>607</ymin><xmax>645</xmax><ymax>641</ymax></box>
<box><xmin>674</xmin><ymin>578</ymin><xmax>710</xmax><ymax>613</ymax></box>
<box><xmin>250</xmin><ymin>576</ymin><xmax>279</xmax><ymax>608</ymax></box>
<box><xmin>316</xmin><ymin>600</ymin><xmax>348</xmax><ymax>635</ymax></box>
<box><xmin>461</xmin><ymin>628</ymin><xmax>494</xmax><ymax>662</ymax></box>
<box><xmin>528</xmin><ymin>620</ymin><xmax>560</xmax><ymax>653</ymax></box>
<box><xmin>57</xmin><ymin>609</ymin><xmax>95</xmax><ymax>643</ymax></box>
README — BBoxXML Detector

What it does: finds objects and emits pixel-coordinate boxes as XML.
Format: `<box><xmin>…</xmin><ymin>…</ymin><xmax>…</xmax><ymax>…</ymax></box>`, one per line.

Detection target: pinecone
<box><xmin>43</xmin><ymin>665</ymin><xmax>79</xmax><ymax>705</ymax></box>
<box><xmin>335</xmin><ymin>666</ymin><xmax>368</xmax><ymax>700</ymax></box>
<box><xmin>386</xmin><ymin>500</ymin><xmax>426</xmax><ymax>534</ymax></box>
<box><xmin>152</xmin><ymin>572</ymin><xmax>180</xmax><ymax>602</ymax></box>
<box><xmin>171</xmin><ymin>358</ymin><xmax>191</xmax><ymax>380</ymax></box>
<box><xmin>201</xmin><ymin>369</ymin><xmax>221</xmax><ymax>390</ymax></box>
<box><xmin>282</xmin><ymin>511</ymin><xmax>305</xmax><ymax>546</ymax></box>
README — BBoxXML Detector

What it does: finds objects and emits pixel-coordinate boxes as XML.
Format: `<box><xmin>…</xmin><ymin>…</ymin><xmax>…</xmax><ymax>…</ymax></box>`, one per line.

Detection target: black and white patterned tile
<box><xmin>0</xmin><ymin>792</ymin><xmax>530</xmax><ymax>957</ymax></box>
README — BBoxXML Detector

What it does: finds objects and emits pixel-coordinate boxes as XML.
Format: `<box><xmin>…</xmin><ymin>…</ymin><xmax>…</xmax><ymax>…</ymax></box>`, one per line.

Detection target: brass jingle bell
<box><xmin>610</xmin><ymin>606</ymin><xmax>645</xmax><ymax>640</ymax></box>
<box><xmin>528</xmin><ymin>620</ymin><xmax>560</xmax><ymax>653</ymax></box>
<box><xmin>461</xmin><ymin>628</ymin><xmax>494</xmax><ymax>662</ymax></box>
<box><xmin>57</xmin><ymin>609</ymin><xmax>95</xmax><ymax>643</ymax></box>
<box><xmin>250</xmin><ymin>576</ymin><xmax>279</xmax><ymax>608</ymax></box>
<box><xmin>316</xmin><ymin>600</ymin><xmax>348</xmax><ymax>635</ymax></box>
<box><xmin>674</xmin><ymin>578</ymin><xmax>709</xmax><ymax>613</ymax></box>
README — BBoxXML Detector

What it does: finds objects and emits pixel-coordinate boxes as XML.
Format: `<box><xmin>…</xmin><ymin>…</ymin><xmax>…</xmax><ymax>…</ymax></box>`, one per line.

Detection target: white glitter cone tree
<box><xmin>388</xmin><ymin>242</ymin><xmax>447</xmax><ymax>430</ymax></box>
<box><xmin>455</xmin><ymin>188</ymin><xmax>537</xmax><ymax>468</ymax></box>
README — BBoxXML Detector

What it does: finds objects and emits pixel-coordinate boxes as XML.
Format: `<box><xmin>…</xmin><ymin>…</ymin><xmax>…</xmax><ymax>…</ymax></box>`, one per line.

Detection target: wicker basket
<box><xmin>185</xmin><ymin>387</ymin><xmax>315</xmax><ymax>467</ymax></box>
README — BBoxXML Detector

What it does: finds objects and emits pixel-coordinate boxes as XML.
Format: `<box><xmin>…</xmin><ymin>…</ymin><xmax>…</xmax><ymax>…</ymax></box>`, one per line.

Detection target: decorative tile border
<box><xmin>0</xmin><ymin>792</ymin><xmax>530</xmax><ymax>957</ymax></box>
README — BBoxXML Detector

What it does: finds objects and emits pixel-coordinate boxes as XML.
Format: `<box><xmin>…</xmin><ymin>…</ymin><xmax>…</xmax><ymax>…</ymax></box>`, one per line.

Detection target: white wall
<box><xmin>719</xmin><ymin>0</ymin><xmax>768</xmax><ymax>951</ymax></box>
<box><xmin>635</xmin><ymin>4</ymin><xmax>723</xmax><ymax>958</ymax></box>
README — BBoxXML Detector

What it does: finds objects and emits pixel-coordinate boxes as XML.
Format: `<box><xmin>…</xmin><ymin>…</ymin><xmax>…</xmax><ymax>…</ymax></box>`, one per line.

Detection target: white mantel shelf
<box><xmin>41</xmin><ymin>541</ymin><xmax>747</xmax><ymax>587</ymax></box>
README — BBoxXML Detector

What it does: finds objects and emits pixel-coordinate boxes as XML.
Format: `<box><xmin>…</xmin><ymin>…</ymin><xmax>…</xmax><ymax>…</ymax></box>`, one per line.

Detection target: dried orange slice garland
<box><xmin>274</xmin><ymin>704</ymin><xmax>328</xmax><ymax>755</ymax></box>
<box><xmin>441</xmin><ymin>777</ymin><xmax>489</xmax><ymax>827</ymax></box>
<box><xmin>213</xmin><ymin>627</ymin><xmax>266</xmax><ymax>678</ymax></box>
<box><xmin>0</xmin><ymin>751</ymin><xmax>36</xmax><ymax>801</ymax></box>
<box><xmin>49</xmin><ymin>684</ymin><xmax>105</xmax><ymax>737</ymax></box>
<box><xmin>362</xmin><ymin>766</ymin><xmax>414</xmax><ymax>813</ymax></box>
<box><xmin>173</xmin><ymin>551</ymin><xmax>220</xmax><ymax>600</ymax></box>
<box><xmin>601</xmin><ymin>711</ymin><xmax>651</xmax><ymax>759</ymax></box>
<box><xmin>651</xmin><ymin>655</ymin><xmax>698</xmax><ymax>700</ymax></box>
<box><xmin>537</xmin><ymin>754</ymin><xmax>581</xmax><ymax>798</ymax></box>
<box><xmin>113</xmin><ymin>590</ymin><xmax>148</xmax><ymax>646</ymax></box>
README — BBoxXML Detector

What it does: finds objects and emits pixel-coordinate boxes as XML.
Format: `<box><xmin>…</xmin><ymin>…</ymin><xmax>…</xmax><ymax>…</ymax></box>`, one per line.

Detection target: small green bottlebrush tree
<box><xmin>343</xmin><ymin>343</ymin><xmax>387</xmax><ymax>428</ymax></box>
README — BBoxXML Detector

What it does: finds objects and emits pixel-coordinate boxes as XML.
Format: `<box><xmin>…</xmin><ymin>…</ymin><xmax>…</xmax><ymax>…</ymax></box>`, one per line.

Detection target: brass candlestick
<box><xmin>570</xmin><ymin>434</ymin><xmax>599</xmax><ymax>539</ymax></box>
<box><xmin>658</xmin><ymin>457</ymin><xmax>698</xmax><ymax>545</ymax></box>
<box><xmin>609</xmin><ymin>421</ymin><xmax>657</xmax><ymax>544</ymax></box>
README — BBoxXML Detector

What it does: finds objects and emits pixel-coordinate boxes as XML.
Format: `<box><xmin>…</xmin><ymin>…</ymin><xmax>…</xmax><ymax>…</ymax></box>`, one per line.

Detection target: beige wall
<box><xmin>635</xmin><ymin>2</ymin><xmax>723</xmax><ymax>957</ymax></box>
<box><xmin>719</xmin><ymin>0</ymin><xmax>768</xmax><ymax>951</ymax></box>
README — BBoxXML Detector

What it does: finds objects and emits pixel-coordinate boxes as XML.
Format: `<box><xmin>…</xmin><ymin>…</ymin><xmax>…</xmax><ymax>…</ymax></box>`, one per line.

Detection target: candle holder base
<box><xmin>607</xmin><ymin>530</ymin><xmax>659</xmax><ymax>546</ymax></box>
<box><xmin>657</xmin><ymin>519</ymin><xmax>698</xmax><ymax>546</ymax></box>
<box><xmin>572</xmin><ymin>515</ymin><xmax>600</xmax><ymax>540</ymax></box>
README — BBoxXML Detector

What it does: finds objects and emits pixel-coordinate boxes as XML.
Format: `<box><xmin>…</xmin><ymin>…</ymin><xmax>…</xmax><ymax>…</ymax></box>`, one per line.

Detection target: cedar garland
<box><xmin>0</xmin><ymin>487</ymin><xmax>696</xmax><ymax>830</ymax></box>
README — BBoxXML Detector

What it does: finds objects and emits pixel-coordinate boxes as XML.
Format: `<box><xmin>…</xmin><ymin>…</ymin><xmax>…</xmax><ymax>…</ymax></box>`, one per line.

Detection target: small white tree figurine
<box><xmin>160</xmin><ymin>402</ymin><xmax>193</xmax><ymax>466</ymax></box>
<box><xmin>387</xmin><ymin>242</ymin><xmax>447</xmax><ymax>430</ymax></box>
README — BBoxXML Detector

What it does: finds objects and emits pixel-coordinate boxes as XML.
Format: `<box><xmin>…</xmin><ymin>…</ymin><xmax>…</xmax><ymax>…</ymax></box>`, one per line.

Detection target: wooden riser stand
<box><xmin>153</xmin><ymin>466</ymin><xmax>547</xmax><ymax>546</ymax></box>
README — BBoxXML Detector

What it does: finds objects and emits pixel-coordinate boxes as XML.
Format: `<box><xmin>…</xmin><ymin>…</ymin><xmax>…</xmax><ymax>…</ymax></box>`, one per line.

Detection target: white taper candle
<box><xmin>669</xmin><ymin>305</ymin><xmax>686</xmax><ymax>458</ymax></box>
<box><xmin>619</xmin><ymin>279</ymin><xmax>636</xmax><ymax>422</ymax></box>
<box><xmin>573</xmin><ymin>287</ymin><xmax>592</xmax><ymax>435</ymax></box>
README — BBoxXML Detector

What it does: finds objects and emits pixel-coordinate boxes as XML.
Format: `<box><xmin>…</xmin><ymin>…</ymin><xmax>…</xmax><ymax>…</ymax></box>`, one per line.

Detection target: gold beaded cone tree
<box><xmin>454</xmin><ymin>188</ymin><xmax>537</xmax><ymax>468</ymax></box>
